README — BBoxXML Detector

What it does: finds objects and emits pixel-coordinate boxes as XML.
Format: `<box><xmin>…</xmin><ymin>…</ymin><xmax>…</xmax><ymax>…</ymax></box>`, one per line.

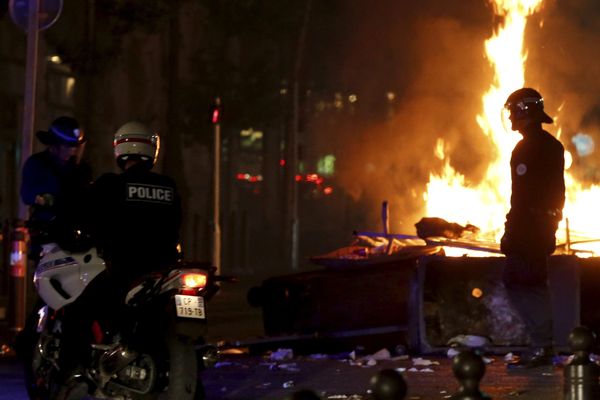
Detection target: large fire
<box><xmin>424</xmin><ymin>0</ymin><xmax>599</xmax><ymax>257</ymax></box>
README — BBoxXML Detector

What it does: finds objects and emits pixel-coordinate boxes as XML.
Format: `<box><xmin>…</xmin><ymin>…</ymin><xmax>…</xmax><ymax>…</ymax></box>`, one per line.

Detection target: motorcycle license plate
<box><xmin>175</xmin><ymin>295</ymin><xmax>205</xmax><ymax>319</ymax></box>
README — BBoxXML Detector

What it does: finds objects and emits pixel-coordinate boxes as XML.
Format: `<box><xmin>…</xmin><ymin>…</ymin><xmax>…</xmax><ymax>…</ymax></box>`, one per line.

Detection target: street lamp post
<box><xmin>18</xmin><ymin>0</ymin><xmax>40</xmax><ymax>220</ymax></box>
<box><xmin>286</xmin><ymin>0</ymin><xmax>312</xmax><ymax>272</ymax></box>
<box><xmin>8</xmin><ymin>0</ymin><xmax>63</xmax><ymax>337</ymax></box>
<box><xmin>211</xmin><ymin>98</ymin><xmax>222</xmax><ymax>274</ymax></box>
<box><xmin>12</xmin><ymin>0</ymin><xmax>40</xmax><ymax>337</ymax></box>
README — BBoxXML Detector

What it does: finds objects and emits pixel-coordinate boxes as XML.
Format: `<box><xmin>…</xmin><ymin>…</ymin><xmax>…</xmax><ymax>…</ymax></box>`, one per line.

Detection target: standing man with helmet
<box><xmin>501</xmin><ymin>88</ymin><xmax>565</xmax><ymax>369</ymax></box>
<box><xmin>20</xmin><ymin>115</ymin><xmax>92</xmax><ymax>262</ymax></box>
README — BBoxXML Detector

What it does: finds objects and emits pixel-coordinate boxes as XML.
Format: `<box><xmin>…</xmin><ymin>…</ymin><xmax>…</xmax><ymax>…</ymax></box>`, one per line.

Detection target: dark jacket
<box><xmin>20</xmin><ymin>150</ymin><xmax>92</xmax><ymax>243</ymax></box>
<box><xmin>88</xmin><ymin>163</ymin><xmax>182</xmax><ymax>281</ymax></box>
<box><xmin>501</xmin><ymin>128</ymin><xmax>565</xmax><ymax>255</ymax></box>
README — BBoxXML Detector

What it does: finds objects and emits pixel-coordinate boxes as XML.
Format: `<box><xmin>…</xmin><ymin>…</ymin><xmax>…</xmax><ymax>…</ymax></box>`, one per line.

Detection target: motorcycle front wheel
<box><xmin>21</xmin><ymin>307</ymin><xmax>61</xmax><ymax>400</ymax></box>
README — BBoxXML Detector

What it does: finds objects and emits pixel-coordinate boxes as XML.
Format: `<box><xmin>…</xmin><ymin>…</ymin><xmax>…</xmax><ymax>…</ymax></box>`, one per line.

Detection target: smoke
<box><xmin>528</xmin><ymin>1</ymin><xmax>600</xmax><ymax>183</ymax></box>
<box><xmin>316</xmin><ymin>0</ymin><xmax>600</xmax><ymax>234</ymax></box>
<box><xmin>320</xmin><ymin>1</ymin><xmax>494</xmax><ymax>233</ymax></box>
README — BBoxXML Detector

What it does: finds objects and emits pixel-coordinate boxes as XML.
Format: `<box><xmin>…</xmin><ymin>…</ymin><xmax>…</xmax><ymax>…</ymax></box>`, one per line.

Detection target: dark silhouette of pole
<box><xmin>18</xmin><ymin>0</ymin><xmax>40</xmax><ymax>220</ymax></box>
<box><xmin>8</xmin><ymin>220</ymin><xmax>28</xmax><ymax>335</ymax></box>
<box><xmin>370</xmin><ymin>368</ymin><xmax>407</xmax><ymax>400</ymax></box>
<box><xmin>564</xmin><ymin>326</ymin><xmax>600</xmax><ymax>400</ymax></box>
<box><xmin>211</xmin><ymin>97</ymin><xmax>223</xmax><ymax>274</ymax></box>
<box><xmin>11</xmin><ymin>0</ymin><xmax>40</xmax><ymax>339</ymax></box>
<box><xmin>450</xmin><ymin>350</ymin><xmax>490</xmax><ymax>400</ymax></box>
<box><xmin>286</xmin><ymin>0</ymin><xmax>312</xmax><ymax>272</ymax></box>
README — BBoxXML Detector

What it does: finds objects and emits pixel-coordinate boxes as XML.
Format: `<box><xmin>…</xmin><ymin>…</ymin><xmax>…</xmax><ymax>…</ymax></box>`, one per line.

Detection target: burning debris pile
<box><xmin>311</xmin><ymin>203</ymin><xmax>500</xmax><ymax>268</ymax></box>
<box><xmin>414</xmin><ymin>217</ymin><xmax>479</xmax><ymax>240</ymax></box>
<box><xmin>309</xmin><ymin>231</ymin><xmax>436</xmax><ymax>268</ymax></box>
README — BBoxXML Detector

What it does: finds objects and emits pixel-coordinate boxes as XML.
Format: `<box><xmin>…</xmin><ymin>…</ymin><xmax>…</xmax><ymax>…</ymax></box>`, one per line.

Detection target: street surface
<box><xmin>203</xmin><ymin>351</ymin><xmax>568</xmax><ymax>400</ymax></box>
<box><xmin>0</xmin><ymin>351</ymin><xmax>566</xmax><ymax>400</ymax></box>
<box><xmin>0</xmin><ymin>272</ymin><xmax>573</xmax><ymax>399</ymax></box>
<box><xmin>0</xmin><ymin>360</ymin><xmax>27</xmax><ymax>400</ymax></box>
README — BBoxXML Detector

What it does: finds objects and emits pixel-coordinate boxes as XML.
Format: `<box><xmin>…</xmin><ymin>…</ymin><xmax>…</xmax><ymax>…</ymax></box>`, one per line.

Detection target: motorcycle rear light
<box><xmin>181</xmin><ymin>273</ymin><xmax>207</xmax><ymax>289</ymax></box>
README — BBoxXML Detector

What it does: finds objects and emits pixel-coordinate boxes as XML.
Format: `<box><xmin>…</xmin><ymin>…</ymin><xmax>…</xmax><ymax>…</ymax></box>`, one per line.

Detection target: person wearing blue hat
<box><xmin>20</xmin><ymin>116</ymin><xmax>93</xmax><ymax>261</ymax></box>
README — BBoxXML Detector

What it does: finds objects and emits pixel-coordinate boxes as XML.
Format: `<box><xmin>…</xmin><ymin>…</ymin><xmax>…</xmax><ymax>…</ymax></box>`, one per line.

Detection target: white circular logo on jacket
<box><xmin>516</xmin><ymin>163</ymin><xmax>527</xmax><ymax>176</ymax></box>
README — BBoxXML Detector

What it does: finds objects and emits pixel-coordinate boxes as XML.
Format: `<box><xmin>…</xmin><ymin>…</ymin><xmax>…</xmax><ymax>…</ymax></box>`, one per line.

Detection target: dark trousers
<box><xmin>502</xmin><ymin>253</ymin><xmax>553</xmax><ymax>349</ymax></box>
<box><xmin>59</xmin><ymin>270</ymin><xmax>128</xmax><ymax>379</ymax></box>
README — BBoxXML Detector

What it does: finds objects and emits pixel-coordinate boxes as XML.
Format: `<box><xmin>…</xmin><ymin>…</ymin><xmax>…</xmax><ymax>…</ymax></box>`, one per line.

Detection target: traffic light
<box><xmin>210</xmin><ymin>98</ymin><xmax>222</xmax><ymax>124</ymax></box>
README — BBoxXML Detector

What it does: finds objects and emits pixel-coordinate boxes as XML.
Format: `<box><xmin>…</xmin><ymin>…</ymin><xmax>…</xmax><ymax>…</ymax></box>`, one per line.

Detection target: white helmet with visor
<box><xmin>113</xmin><ymin>121</ymin><xmax>160</xmax><ymax>169</ymax></box>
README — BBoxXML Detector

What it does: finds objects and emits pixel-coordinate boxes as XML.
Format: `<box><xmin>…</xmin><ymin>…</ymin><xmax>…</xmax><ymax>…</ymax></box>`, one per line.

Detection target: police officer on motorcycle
<box><xmin>56</xmin><ymin>121</ymin><xmax>182</xmax><ymax>399</ymax></box>
<box><xmin>90</xmin><ymin>120</ymin><xmax>182</xmax><ymax>281</ymax></box>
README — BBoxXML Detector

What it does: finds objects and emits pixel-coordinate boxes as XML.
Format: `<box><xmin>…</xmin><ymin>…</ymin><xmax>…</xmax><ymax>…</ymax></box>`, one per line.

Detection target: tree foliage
<box><xmin>179</xmin><ymin>0</ymin><xmax>338</xmax><ymax>144</ymax></box>
<box><xmin>45</xmin><ymin>0</ymin><xmax>172</xmax><ymax>75</ymax></box>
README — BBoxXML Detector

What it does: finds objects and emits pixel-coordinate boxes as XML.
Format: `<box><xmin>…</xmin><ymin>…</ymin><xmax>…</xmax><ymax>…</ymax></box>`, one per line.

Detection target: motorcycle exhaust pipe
<box><xmin>100</xmin><ymin>345</ymin><xmax>138</xmax><ymax>376</ymax></box>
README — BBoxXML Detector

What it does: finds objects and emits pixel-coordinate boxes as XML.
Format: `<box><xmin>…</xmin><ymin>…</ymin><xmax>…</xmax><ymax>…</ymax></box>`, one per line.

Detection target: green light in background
<box><xmin>317</xmin><ymin>154</ymin><xmax>336</xmax><ymax>177</ymax></box>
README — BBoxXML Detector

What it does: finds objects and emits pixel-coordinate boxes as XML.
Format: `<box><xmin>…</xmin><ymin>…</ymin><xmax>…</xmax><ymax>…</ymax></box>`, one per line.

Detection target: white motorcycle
<box><xmin>20</xmin><ymin>240</ymin><xmax>224</xmax><ymax>399</ymax></box>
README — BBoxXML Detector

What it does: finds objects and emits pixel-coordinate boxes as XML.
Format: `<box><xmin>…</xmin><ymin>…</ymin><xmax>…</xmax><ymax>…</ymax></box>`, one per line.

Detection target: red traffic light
<box><xmin>211</xmin><ymin>107</ymin><xmax>221</xmax><ymax>124</ymax></box>
<box><xmin>210</xmin><ymin>97</ymin><xmax>222</xmax><ymax>124</ymax></box>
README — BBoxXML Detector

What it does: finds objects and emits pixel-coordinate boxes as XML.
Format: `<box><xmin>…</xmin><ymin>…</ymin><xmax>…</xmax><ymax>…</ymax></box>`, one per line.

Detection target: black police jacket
<box><xmin>88</xmin><ymin>163</ymin><xmax>182</xmax><ymax>279</ymax></box>
<box><xmin>501</xmin><ymin>128</ymin><xmax>565</xmax><ymax>255</ymax></box>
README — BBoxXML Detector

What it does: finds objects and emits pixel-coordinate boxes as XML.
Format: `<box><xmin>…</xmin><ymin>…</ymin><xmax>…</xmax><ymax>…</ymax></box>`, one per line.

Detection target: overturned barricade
<box><xmin>248</xmin><ymin>205</ymin><xmax>597</xmax><ymax>355</ymax></box>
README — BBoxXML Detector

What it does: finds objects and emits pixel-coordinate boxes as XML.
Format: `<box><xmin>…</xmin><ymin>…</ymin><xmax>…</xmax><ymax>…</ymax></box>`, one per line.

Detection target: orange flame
<box><xmin>422</xmin><ymin>0</ymin><xmax>561</xmax><ymax>256</ymax></box>
<box><xmin>424</xmin><ymin>0</ymin><xmax>600</xmax><ymax>257</ymax></box>
<box><xmin>426</xmin><ymin>0</ymin><xmax>543</xmax><ymax>233</ymax></box>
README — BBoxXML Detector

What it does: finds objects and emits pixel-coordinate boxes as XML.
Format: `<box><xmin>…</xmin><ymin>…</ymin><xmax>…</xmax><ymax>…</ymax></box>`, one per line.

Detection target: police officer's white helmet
<box><xmin>113</xmin><ymin>121</ymin><xmax>160</xmax><ymax>168</ymax></box>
